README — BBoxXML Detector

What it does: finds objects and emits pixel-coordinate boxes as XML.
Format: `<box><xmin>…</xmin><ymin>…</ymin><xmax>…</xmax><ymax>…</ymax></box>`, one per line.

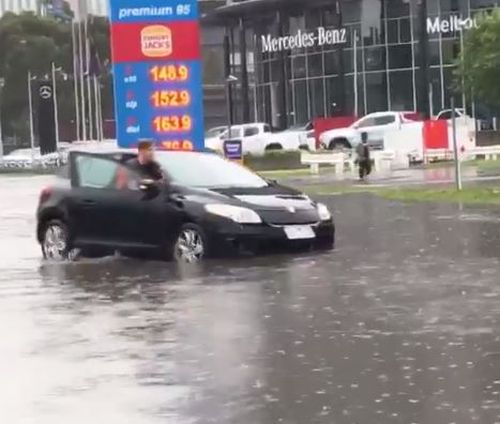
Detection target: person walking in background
<box><xmin>356</xmin><ymin>132</ymin><xmax>371</xmax><ymax>181</ymax></box>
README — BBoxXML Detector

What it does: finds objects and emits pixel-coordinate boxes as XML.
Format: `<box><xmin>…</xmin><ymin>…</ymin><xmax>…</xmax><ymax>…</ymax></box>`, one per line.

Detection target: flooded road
<box><xmin>1</xmin><ymin>174</ymin><xmax>500</xmax><ymax>423</ymax></box>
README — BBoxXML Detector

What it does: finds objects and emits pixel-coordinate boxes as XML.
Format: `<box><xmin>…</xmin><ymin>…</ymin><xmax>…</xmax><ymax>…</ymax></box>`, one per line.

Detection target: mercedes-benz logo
<box><xmin>39</xmin><ymin>85</ymin><xmax>52</xmax><ymax>99</ymax></box>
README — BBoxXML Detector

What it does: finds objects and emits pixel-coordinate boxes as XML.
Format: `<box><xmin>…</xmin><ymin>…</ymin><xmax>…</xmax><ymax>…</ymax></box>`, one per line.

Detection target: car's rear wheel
<box><xmin>41</xmin><ymin>219</ymin><xmax>79</xmax><ymax>261</ymax></box>
<box><xmin>265</xmin><ymin>143</ymin><xmax>283</xmax><ymax>151</ymax></box>
<box><xmin>173</xmin><ymin>224</ymin><xmax>207</xmax><ymax>263</ymax></box>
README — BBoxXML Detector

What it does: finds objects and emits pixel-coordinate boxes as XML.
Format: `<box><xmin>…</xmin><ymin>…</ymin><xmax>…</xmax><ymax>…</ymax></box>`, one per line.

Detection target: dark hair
<box><xmin>137</xmin><ymin>140</ymin><xmax>154</xmax><ymax>151</ymax></box>
<box><xmin>361</xmin><ymin>132</ymin><xmax>368</xmax><ymax>142</ymax></box>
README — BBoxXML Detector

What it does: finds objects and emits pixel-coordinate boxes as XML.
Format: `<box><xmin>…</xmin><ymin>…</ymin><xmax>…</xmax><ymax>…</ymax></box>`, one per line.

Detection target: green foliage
<box><xmin>0</xmin><ymin>12</ymin><xmax>111</xmax><ymax>144</ymax></box>
<box><xmin>456</xmin><ymin>9</ymin><xmax>500</xmax><ymax>109</ymax></box>
<box><xmin>244</xmin><ymin>151</ymin><xmax>303</xmax><ymax>171</ymax></box>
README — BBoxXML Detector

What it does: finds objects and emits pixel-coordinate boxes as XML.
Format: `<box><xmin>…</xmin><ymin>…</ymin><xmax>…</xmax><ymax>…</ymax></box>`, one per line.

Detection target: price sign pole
<box><xmin>109</xmin><ymin>0</ymin><xmax>204</xmax><ymax>150</ymax></box>
<box><xmin>451</xmin><ymin>96</ymin><xmax>463</xmax><ymax>191</ymax></box>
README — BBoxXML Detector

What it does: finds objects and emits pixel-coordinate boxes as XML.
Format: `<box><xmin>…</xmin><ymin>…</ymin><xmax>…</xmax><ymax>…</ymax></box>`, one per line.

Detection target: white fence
<box><xmin>301</xmin><ymin>151</ymin><xmax>395</xmax><ymax>175</ymax></box>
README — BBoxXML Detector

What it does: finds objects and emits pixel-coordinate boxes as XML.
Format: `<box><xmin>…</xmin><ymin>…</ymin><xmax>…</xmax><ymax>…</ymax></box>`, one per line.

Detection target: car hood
<box><xmin>181</xmin><ymin>184</ymin><xmax>312</xmax><ymax>208</ymax></box>
<box><xmin>177</xmin><ymin>184</ymin><xmax>320</xmax><ymax>224</ymax></box>
<box><xmin>232</xmin><ymin>194</ymin><xmax>313</xmax><ymax>211</ymax></box>
<box><xmin>204</xmin><ymin>136</ymin><xmax>223</xmax><ymax>150</ymax></box>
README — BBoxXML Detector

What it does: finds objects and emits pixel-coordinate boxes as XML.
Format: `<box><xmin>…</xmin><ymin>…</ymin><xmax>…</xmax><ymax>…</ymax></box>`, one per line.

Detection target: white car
<box><xmin>435</xmin><ymin>108</ymin><xmax>468</xmax><ymax>121</ymax></box>
<box><xmin>205</xmin><ymin>123</ymin><xmax>301</xmax><ymax>156</ymax></box>
<box><xmin>272</xmin><ymin>122</ymin><xmax>316</xmax><ymax>151</ymax></box>
<box><xmin>2</xmin><ymin>147</ymin><xmax>66</xmax><ymax>169</ymax></box>
<box><xmin>204</xmin><ymin>126</ymin><xmax>227</xmax><ymax>152</ymax></box>
<box><xmin>319</xmin><ymin>111</ymin><xmax>420</xmax><ymax>150</ymax></box>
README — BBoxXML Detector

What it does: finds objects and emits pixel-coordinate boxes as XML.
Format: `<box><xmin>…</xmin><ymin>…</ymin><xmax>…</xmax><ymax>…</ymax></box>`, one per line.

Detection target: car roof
<box><xmin>68</xmin><ymin>143</ymin><xmax>216</xmax><ymax>157</ymax></box>
<box><xmin>68</xmin><ymin>141</ymin><xmax>134</xmax><ymax>155</ymax></box>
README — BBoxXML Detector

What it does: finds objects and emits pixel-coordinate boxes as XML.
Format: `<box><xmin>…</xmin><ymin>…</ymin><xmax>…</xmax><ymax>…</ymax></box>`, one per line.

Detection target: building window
<box><xmin>388</xmin><ymin>44</ymin><xmax>413</xmax><ymax>69</ymax></box>
<box><xmin>364</xmin><ymin>46</ymin><xmax>385</xmax><ymax>71</ymax></box>
<box><xmin>308</xmin><ymin>54</ymin><xmax>323</xmax><ymax>78</ymax></box>
<box><xmin>291</xmin><ymin>55</ymin><xmax>306</xmax><ymax>79</ymax></box>
<box><xmin>293</xmin><ymin>80</ymin><xmax>308</xmax><ymax>123</ymax></box>
<box><xmin>366</xmin><ymin>72</ymin><xmax>388</xmax><ymax>112</ymax></box>
<box><xmin>389</xmin><ymin>70</ymin><xmax>414</xmax><ymax>111</ymax></box>
<box><xmin>309</xmin><ymin>78</ymin><xmax>325</xmax><ymax>119</ymax></box>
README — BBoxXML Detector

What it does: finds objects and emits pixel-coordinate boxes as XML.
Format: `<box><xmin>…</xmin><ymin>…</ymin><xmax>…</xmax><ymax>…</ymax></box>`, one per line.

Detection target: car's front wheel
<box><xmin>173</xmin><ymin>224</ymin><xmax>207</xmax><ymax>263</ymax></box>
<box><xmin>328</xmin><ymin>138</ymin><xmax>351</xmax><ymax>150</ymax></box>
<box><xmin>41</xmin><ymin>219</ymin><xmax>79</xmax><ymax>261</ymax></box>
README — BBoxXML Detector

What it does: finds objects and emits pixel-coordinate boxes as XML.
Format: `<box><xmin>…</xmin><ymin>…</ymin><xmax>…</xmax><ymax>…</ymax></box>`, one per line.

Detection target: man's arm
<box><xmin>150</xmin><ymin>161</ymin><xmax>165</xmax><ymax>181</ymax></box>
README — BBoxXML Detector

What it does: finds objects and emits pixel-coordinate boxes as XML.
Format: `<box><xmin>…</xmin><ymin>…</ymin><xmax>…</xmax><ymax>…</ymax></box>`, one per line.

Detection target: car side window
<box><xmin>263</xmin><ymin>124</ymin><xmax>272</xmax><ymax>133</ymax></box>
<box><xmin>438</xmin><ymin>111</ymin><xmax>451</xmax><ymax>120</ymax></box>
<box><xmin>244</xmin><ymin>127</ymin><xmax>259</xmax><ymax>137</ymax></box>
<box><xmin>356</xmin><ymin>117</ymin><xmax>376</xmax><ymax>128</ymax></box>
<box><xmin>374</xmin><ymin>115</ymin><xmax>396</xmax><ymax>125</ymax></box>
<box><xmin>75</xmin><ymin>155</ymin><xmax>121</xmax><ymax>189</ymax></box>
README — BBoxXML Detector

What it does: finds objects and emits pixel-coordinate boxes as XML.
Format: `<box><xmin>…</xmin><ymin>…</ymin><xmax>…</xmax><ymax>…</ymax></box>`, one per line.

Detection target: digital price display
<box><xmin>109</xmin><ymin>0</ymin><xmax>204</xmax><ymax>150</ymax></box>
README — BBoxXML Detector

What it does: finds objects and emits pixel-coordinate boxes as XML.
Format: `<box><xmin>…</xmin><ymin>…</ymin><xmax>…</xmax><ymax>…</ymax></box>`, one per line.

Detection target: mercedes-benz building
<box><xmin>206</xmin><ymin>0</ymin><xmax>498</xmax><ymax>130</ymax></box>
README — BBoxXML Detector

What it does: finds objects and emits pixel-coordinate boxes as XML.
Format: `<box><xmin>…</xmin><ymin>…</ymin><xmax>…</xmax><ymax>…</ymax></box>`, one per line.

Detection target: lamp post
<box><xmin>0</xmin><ymin>77</ymin><xmax>5</xmax><ymax>161</ymax></box>
<box><xmin>225</xmin><ymin>74</ymin><xmax>238</xmax><ymax>141</ymax></box>
<box><xmin>51</xmin><ymin>63</ymin><xmax>63</xmax><ymax>149</ymax></box>
<box><xmin>28</xmin><ymin>71</ymin><xmax>36</xmax><ymax>158</ymax></box>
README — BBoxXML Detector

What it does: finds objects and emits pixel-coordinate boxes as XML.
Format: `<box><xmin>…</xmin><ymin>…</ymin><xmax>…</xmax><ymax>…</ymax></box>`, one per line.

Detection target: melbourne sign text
<box><xmin>427</xmin><ymin>16</ymin><xmax>478</xmax><ymax>34</ymax></box>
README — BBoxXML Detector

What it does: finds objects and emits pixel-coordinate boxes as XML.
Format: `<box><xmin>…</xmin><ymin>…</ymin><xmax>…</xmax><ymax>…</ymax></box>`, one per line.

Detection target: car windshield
<box><xmin>222</xmin><ymin>128</ymin><xmax>242</xmax><ymax>139</ymax></box>
<box><xmin>287</xmin><ymin>123</ymin><xmax>306</xmax><ymax>131</ymax></box>
<box><xmin>205</xmin><ymin>127</ymin><xmax>225</xmax><ymax>138</ymax></box>
<box><xmin>156</xmin><ymin>151</ymin><xmax>268</xmax><ymax>189</ymax></box>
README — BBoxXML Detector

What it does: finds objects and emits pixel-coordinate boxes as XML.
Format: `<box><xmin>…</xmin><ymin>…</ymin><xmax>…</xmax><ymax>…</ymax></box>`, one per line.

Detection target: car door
<box><xmin>69</xmin><ymin>153</ymin><xmax>168</xmax><ymax>249</ymax></box>
<box><xmin>357</xmin><ymin>114</ymin><xmax>396</xmax><ymax>150</ymax></box>
<box><xmin>242</xmin><ymin>126</ymin><xmax>262</xmax><ymax>154</ymax></box>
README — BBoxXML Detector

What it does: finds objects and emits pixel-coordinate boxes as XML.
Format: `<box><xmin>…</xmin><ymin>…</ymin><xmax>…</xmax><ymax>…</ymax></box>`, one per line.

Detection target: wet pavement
<box><xmin>283</xmin><ymin>164</ymin><xmax>500</xmax><ymax>190</ymax></box>
<box><xmin>1</xmin><ymin>174</ymin><xmax>500</xmax><ymax>423</ymax></box>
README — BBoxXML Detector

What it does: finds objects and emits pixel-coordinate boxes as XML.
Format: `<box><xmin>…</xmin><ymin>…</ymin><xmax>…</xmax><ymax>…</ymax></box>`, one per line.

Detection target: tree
<box><xmin>456</xmin><ymin>9</ymin><xmax>500</xmax><ymax>110</ymax></box>
<box><xmin>0</xmin><ymin>12</ymin><xmax>112</xmax><ymax>144</ymax></box>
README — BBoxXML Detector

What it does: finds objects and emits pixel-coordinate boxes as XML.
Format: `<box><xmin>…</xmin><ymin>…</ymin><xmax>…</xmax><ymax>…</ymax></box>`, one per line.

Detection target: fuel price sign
<box><xmin>109</xmin><ymin>0</ymin><xmax>204</xmax><ymax>150</ymax></box>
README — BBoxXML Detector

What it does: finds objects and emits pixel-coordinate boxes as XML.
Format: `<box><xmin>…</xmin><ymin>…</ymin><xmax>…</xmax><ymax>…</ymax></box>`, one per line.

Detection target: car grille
<box><xmin>258</xmin><ymin>208</ymin><xmax>319</xmax><ymax>225</ymax></box>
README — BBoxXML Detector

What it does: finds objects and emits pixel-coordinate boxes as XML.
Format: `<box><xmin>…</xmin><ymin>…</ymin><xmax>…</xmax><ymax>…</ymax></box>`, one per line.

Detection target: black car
<box><xmin>36</xmin><ymin>149</ymin><xmax>335</xmax><ymax>262</ymax></box>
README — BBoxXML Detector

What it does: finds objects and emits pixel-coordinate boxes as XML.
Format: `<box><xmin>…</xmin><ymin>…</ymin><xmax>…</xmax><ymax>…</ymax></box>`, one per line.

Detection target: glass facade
<box><xmin>223</xmin><ymin>0</ymin><xmax>500</xmax><ymax>128</ymax></box>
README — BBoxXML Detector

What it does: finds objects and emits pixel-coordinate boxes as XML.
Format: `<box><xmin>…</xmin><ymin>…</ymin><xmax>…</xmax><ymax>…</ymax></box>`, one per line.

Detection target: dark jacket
<box><xmin>356</xmin><ymin>143</ymin><xmax>370</xmax><ymax>161</ymax></box>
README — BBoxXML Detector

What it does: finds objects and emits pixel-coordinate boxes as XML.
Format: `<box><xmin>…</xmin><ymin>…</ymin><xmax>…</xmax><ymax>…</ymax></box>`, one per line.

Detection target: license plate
<box><xmin>284</xmin><ymin>225</ymin><xmax>315</xmax><ymax>240</ymax></box>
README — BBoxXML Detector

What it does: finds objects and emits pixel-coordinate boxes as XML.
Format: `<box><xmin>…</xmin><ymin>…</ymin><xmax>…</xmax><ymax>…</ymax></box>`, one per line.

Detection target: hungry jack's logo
<box><xmin>141</xmin><ymin>25</ymin><xmax>172</xmax><ymax>58</ymax></box>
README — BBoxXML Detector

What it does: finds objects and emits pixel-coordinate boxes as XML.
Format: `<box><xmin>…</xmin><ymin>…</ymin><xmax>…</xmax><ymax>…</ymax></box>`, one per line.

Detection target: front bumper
<box><xmin>203</xmin><ymin>218</ymin><xmax>335</xmax><ymax>256</ymax></box>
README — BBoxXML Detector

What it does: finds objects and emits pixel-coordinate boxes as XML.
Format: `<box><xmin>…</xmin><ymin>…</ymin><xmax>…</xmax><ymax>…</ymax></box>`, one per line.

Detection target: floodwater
<box><xmin>1</xmin><ymin>174</ymin><xmax>500</xmax><ymax>424</ymax></box>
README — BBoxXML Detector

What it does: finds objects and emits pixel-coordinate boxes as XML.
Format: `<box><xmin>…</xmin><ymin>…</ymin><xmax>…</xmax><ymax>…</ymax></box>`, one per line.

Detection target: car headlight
<box><xmin>317</xmin><ymin>203</ymin><xmax>332</xmax><ymax>221</ymax></box>
<box><xmin>205</xmin><ymin>204</ymin><xmax>262</xmax><ymax>224</ymax></box>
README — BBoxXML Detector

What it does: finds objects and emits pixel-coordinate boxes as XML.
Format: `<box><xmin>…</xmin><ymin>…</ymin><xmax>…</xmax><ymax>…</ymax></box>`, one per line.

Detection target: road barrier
<box><xmin>301</xmin><ymin>150</ymin><xmax>395</xmax><ymax>175</ymax></box>
<box><xmin>424</xmin><ymin>145</ymin><xmax>500</xmax><ymax>162</ymax></box>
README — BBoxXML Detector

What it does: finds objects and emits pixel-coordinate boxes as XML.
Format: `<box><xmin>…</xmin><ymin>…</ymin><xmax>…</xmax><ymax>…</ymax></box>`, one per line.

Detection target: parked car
<box><xmin>319</xmin><ymin>111</ymin><xmax>421</xmax><ymax>150</ymax></box>
<box><xmin>272</xmin><ymin>121</ymin><xmax>316</xmax><ymax>151</ymax></box>
<box><xmin>204</xmin><ymin>122</ymin><xmax>303</xmax><ymax>155</ymax></box>
<box><xmin>1</xmin><ymin>147</ymin><xmax>65</xmax><ymax>168</ymax></box>
<box><xmin>36</xmin><ymin>149</ymin><xmax>335</xmax><ymax>263</ymax></box>
<box><xmin>435</xmin><ymin>108</ymin><xmax>468</xmax><ymax>121</ymax></box>
<box><xmin>204</xmin><ymin>126</ymin><xmax>227</xmax><ymax>151</ymax></box>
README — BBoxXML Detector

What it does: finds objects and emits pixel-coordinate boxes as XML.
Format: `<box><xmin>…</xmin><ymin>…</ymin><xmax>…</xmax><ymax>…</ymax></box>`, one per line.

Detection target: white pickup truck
<box><xmin>319</xmin><ymin>111</ymin><xmax>420</xmax><ymax>150</ymax></box>
<box><xmin>205</xmin><ymin>123</ymin><xmax>302</xmax><ymax>155</ymax></box>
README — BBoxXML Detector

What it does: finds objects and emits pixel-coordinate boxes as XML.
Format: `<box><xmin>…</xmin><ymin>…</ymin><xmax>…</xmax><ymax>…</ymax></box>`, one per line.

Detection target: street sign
<box><xmin>109</xmin><ymin>0</ymin><xmax>204</xmax><ymax>150</ymax></box>
<box><xmin>36</xmin><ymin>81</ymin><xmax>57</xmax><ymax>155</ymax></box>
<box><xmin>223</xmin><ymin>139</ymin><xmax>243</xmax><ymax>163</ymax></box>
